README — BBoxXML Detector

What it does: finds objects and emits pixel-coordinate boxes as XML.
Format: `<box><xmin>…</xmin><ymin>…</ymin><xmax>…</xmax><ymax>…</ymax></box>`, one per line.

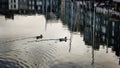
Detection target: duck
<box><xmin>36</xmin><ymin>34</ymin><xmax>43</xmax><ymax>39</ymax></box>
<box><xmin>59</xmin><ymin>37</ymin><xmax>67</xmax><ymax>42</ymax></box>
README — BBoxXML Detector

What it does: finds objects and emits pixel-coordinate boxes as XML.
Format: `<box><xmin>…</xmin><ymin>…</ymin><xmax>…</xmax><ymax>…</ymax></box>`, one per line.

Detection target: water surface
<box><xmin>0</xmin><ymin>14</ymin><xmax>120</xmax><ymax>68</ymax></box>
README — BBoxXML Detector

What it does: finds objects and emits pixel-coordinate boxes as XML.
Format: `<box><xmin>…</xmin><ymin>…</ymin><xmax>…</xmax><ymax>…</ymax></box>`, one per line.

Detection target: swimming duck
<box><xmin>59</xmin><ymin>37</ymin><xmax>67</xmax><ymax>42</ymax></box>
<box><xmin>36</xmin><ymin>34</ymin><xmax>43</xmax><ymax>39</ymax></box>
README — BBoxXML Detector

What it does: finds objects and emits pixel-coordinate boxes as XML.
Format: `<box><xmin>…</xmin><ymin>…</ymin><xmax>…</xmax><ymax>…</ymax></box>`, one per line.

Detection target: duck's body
<box><xmin>59</xmin><ymin>37</ymin><xmax>67</xmax><ymax>42</ymax></box>
<box><xmin>36</xmin><ymin>35</ymin><xmax>43</xmax><ymax>39</ymax></box>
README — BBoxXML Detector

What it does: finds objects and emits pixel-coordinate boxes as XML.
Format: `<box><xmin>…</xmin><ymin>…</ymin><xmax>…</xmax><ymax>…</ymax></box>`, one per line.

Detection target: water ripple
<box><xmin>0</xmin><ymin>57</ymin><xmax>30</xmax><ymax>68</ymax></box>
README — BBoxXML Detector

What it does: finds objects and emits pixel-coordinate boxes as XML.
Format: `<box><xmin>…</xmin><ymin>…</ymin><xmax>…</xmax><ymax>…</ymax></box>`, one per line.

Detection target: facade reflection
<box><xmin>60</xmin><ymin>0</ymin><xmax>120</xmax><ymax>65</ymax></box>
<box><xmin>0</xmin><ymin>0</ymin><xmax>61</xmax><ymax>19</ymax></box>
<box><xmin>0</xmin><ymin>0</ymin><xmax>120</xmax><ymax>66</ymax></box>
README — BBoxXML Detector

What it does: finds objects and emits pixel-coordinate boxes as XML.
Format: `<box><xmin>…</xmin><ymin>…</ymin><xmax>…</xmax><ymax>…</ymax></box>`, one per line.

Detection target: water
<box><xmin>0</xmin><ymin>10</ymin><xmax>120</xmax><ymax>68</ymax></box>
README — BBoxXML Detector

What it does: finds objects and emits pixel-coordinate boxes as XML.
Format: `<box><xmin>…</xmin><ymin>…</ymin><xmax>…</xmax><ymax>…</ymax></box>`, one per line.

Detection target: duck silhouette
<box><xmin>59</xmin><ymin>37</ymin><xmax>67</xmax><ymax>42</ymax></box>
<box><xmin>36</xmin><ymin>34</ymin><xmax>43</xmax><ymax>39</ymax></box>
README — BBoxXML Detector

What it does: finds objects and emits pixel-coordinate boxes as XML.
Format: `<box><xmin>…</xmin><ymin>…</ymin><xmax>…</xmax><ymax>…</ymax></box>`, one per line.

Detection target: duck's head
<box><xmin>40</xmin><ymin>34</ymin><xmax>43</xmax><ymax>38</ymax></box>
<box><xmin>65</xmin><ymin>37</ymin><xmax>67</xmax><ymax>42</ymax></box>
<box><xmin>65</xmin><ymin>37</ymin><xmax>67</xmax><ymax>39</ymax></box>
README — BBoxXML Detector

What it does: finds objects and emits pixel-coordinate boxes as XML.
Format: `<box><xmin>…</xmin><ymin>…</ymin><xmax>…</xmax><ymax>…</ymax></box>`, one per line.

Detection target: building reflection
<box><xmin>60</xmin><ymin>0</ymin><xmax>120</xmax><ymax>65</ymax></box>
<box><xmin>0</xmin><ymin>0</ymin><xmax>61</xmax><ymax>19</ymax></box>
<box><xmin>0</xmin><ymin>0</ymin><xmax>120</xmax><ymax>65</ymax></box>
